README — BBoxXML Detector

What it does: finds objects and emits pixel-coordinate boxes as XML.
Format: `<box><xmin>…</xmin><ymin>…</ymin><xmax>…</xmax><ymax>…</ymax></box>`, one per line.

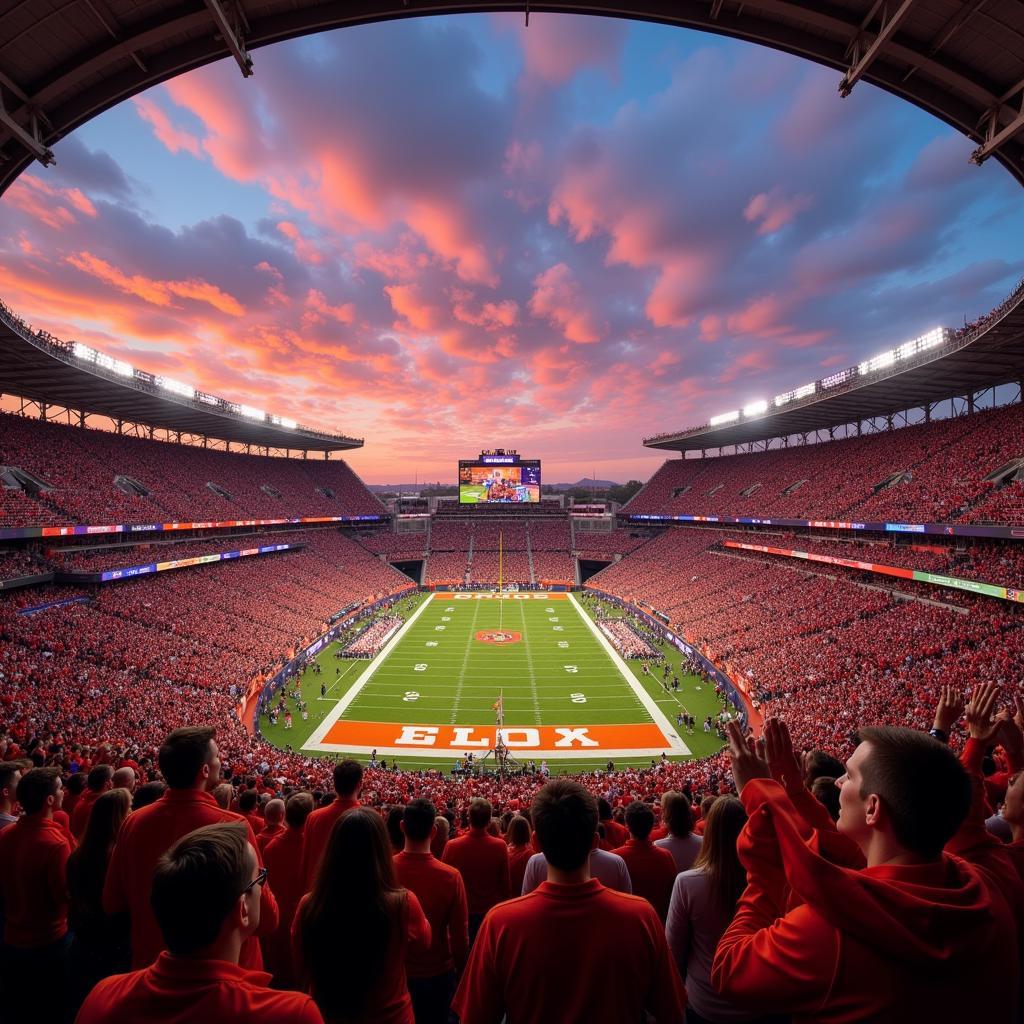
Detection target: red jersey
<box><xmin>507</xmin><ymin>844</ymin><xmax>533</xmax><ymax>896</ymax></box>
<box><xmin>103</xmin><ymin>787</ymin><xmax>279</xmax><ymax>969</ymax></box>
<box><xmin>75</xmin><ymin>952</ymin><xmax>323</xmax><ymax>1024</ymax></box>
<box><xmin>452</xmin><ymin>879</ymin><xmax>686</xmax><ymax>1024</ymax></box>
<box><xmin>713</xmin><ymin>779</ymin><xmax>1018</xmax><ymax>1023</ymax></box>
<box><xmin>292</xmin><ymin>889</ymin><xmax>431</xmax><ymax>1024</ymax></box>
<box><xmin>256</xmin><ymin>822</ymin><xmax>285</xmax><ymax>854</ymax></box>
<box><xmin>611</xmin><ymin>838</ymin><xmax>678</xmax><ymax>921</ymax></box>
<box><xmin>601</xmin><ymin>818</ymin><xmax>629</xmax><ymax>848</ymax></box>
<box><xmin>70</xmin><ymin>788</ymin><xmax>103</xmax><ymax>840</ymax></box>
<box><xmin>261</xmin><ymin>827</ymin><xmax>306</xmax><ymax>986</ymax></box>
<box><xmin>394</xmin><ymin>850</ymin><xmax>469</xmax><ymax>977</ymax></box>
<box><xmin>299</xmin><ymin>796</ymin><xmax>359</xmax><ymax>889</ymax></box>
<box><xmin>441</xmin><ymin>828</ymin><xmax>510</xmax><ymax>916</ymax></box>
<box><xmin>0</xmin><ymin>815</ymin><xmax>74</xmax><ymax>947</ymax></box>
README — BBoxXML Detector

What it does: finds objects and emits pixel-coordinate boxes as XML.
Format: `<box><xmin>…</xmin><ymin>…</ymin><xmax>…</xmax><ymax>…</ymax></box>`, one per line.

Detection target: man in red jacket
<box><xmin>261</xmin><ymin>792</ymin><xmax>314</xmax><ymax>987</ymax></box>
<box><xmin>442</xmin><ymin>798</ymin><xmax>510</xmax><ymax>942</ymax></box>
<box><xmin>103</xmin><ymin>726</ymin><xmax>279</xmax><ymax>970</ymax></box>
<box><xmin>453</xmin><ymin>780</ymin><xmax>685</xmax><ymax>1024</ymax></box>
<box><xmin>78</xmin><ymin>821</ymin><xmax>323</xmax><ymax>1024</ymax></box>
<box><xmin>713</xmin><ymin>719</ymin><xmax>1018</xmax><ymax>1022</ymax></box>
<box><xmin>70</xmin><ymin>763</ymin><xmax>113</xmax><ymax>839</ymax></box>
<box><xmin>394</xmin><ymin>798</ymin><xmax>469</xmax><ymax>1024</ymax></box>
<box><xmin>0</xmin><ymin>768</ymin><xmax>75</xmax><ymax>1021</ymax></box>
<box><xmin>299</xmin><ymin>759</ymin><xmax>362</xmax><ymax>888</ymax></box>
<box><xmin>612</xmin><ymin>801</ymin><xmax>678</xmax><ymax>921</ymax></box>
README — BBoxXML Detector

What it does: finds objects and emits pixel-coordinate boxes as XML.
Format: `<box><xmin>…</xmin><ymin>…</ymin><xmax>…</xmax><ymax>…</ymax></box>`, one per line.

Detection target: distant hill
<box><xmin>548</xmin><ymin>478</ymin><xmax>619</xmax><ymax>491</ymax></box>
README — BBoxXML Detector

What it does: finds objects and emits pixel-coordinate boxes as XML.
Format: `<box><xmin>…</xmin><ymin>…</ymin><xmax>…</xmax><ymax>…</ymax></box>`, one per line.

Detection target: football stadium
<box><xmin>2</xmin><ymin>2</ymin><xmax>1024</xmax><ymax>1022</ymax></box>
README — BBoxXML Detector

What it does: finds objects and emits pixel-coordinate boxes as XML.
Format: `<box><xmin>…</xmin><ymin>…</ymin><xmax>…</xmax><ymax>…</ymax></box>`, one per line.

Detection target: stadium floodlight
<box><xmin>774</xmin><ymin>382</ymin><xmax>815</xmax><ymax>407</ymax></box>
<box><xmin>709</xmin><ymin>410</ymin><xmax>740</xmax><ymax>426</ymax></box>
<box><xmin>279</xmin><ymin>417</ymin><xmax>297</xmax><ymax>429</ymax></box>
<box><xmin>157</xmin><ymin>376</ymin><xmax>195</xmax><ymax>399</ymax></box>
<box><xmin>742</xmin><ymin>399</ymin><xmax>768</xmax><ymax>418</ymax></box>
<box><xmin>858</xmin><ymin>349</ymin><xmax>896</xmax><ymax>376</ymax></box>
<box><xmin>73</xmin><ymin>342</ymin><xmax>97</xmax><ymax>362</ymax></box>
<box><xmin>196</xmin><ymin>392</ymin><xmax>219</xmax><ymax>406</ymax></box>
<box><xmin>239</xmin><ymin>404</ymin><xmax>265</xmax><ymax>420</ymax></box>
<box><xmin>95</xmin><ymin>351</ymin><xmax>133</xmax><ymax>376</ymax></box>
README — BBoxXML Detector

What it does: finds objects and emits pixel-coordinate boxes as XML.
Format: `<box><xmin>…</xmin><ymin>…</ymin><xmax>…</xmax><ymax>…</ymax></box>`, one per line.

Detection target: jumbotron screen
<box><xmin>459</xmin><ymin>457</ymin><xmax>541</xmax><ymax>503</ymax></box>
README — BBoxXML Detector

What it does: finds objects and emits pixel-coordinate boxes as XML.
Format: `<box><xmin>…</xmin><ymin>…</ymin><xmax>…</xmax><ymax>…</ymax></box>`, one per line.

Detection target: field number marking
<box><xmin>403</xmin><ymin>691</ymin><xmax>420</xmax><ymax>702</ymax></box>
<box><xmin>564</xmin><ymin>665</ymin><xmax>578</xmax><ymax>673</ymax></box>
<box><xmin>557</xmin><ymin>641</ymin><xmax>569</xmax><ymax>649</ymax></box>
<box><xmin>442</xmin><ymin>616</ymin><xmax>451</xmax><ymax>622</ymax></box>
<box><xmin>435</xmin><ymin>625</ymin><xmax>446</xmax><ymax>631</ymax></box>
<box><xmin>414</xmin><ymin>663</ymin><xmax>428</xmax><ymax>672</ymax></box>
<box><xmin>570</xmin><ymin>692</ymin><xmax>587</xmax><ymax>703</ymax></box>
<box><xmin>552</xmin><ymin>625</ymin><xmax>563</xmax><ymax>632</ymax></box>
<box><xmin>425</xmin><ymin>641</ymin><xmax>438</xmax><ymax>647</ymax></box>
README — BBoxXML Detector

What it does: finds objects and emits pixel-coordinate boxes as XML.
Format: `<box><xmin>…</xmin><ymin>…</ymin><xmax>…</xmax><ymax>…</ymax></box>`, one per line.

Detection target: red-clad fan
<box><xmin>261</xmin><ymin>793</ymin><xmax>314</xmax><ymax>988</ymax></box>
<box><xmin>103</xmin><ymin>727</ymin><xmax>279</xmax><ymax>970</ymax></box>
<box><xmin>292</xmin><ymin>807</ymin><xmax>431</xmax><ymax>1024</ymax></box>
<box><xmin>77</xmin><ymin>822</ymin><xmax>323</xmax><ymax>1024</ymax></box>
<box><xmin>0</xmin><ymin>760</ymin><xmax>27</xmax><ymax>833</ymax></box>
<box><xmin>237</xmin><ymin>789</ymin><xmax>264</xmax><ymax>837</ymax></box>
<box><xmin>598</xmin><ymin>798</ymin><xmax>629</xmax><ymax>849</ymax></box>
<box><xmin>611</xmin><ymin>802</ymin><xmax>678</xmax><ymax>922</ymax></box>
<box><xmin>452</xmin><ymin>779</ymin><xmax>685</xmax><ymax>1024</ymax></box>
<box><xmin>441</xmin><ymin>798</ymin><xmax>510</xmax><ymax>941</ymax></box>
<box><xmin>70</xmin><ymin>765</ymin><xmax>113</xmax><ymax>840</ymax></box>
<box><xmin>712</xmin><ymin>719</ymin><xmax>1018</xmax><ymax>1022</ymax></box>
<box><xmin>0</xmin><ymin>768</ymin><xmax>77</xmax><ymax>1020</ymax></box>
<box><xmin>255</xmin><ymin>799</ymin><xmax>285</xmax><ymax>855</ymax></box>
<box><xmin>393</xmin><ymin>798</ymin><xmax>469</xmax><ymax>1024</ymax></box>
<box><xmin>505</xmin><ymin>815</ymin><xmax>534</xmax><ymax>896</ymax></box>
<box><xmin>299</xmin><ymin>759</ymin><xmax>362</xmax><ymax>889</ymax></box>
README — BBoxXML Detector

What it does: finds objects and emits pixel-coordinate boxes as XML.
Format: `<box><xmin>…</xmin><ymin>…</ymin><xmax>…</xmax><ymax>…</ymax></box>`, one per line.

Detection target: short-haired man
<box><xmin>611</xmin><ymin>801</ymin><xmax>678</xmax><ymax>921</ymax></box>
<box><xmin>256</xmin><ymin>798</ymin><xmax>285</xmax><ymax>854</ymax></box>
<box><xmin>713</xmin><ymin>720</ymin><xmax>1018</xmax><ymax>1020</ymax></box>
<box><xmin>0</xmin><ymin>760</ymin><xmax>28</xmax><ymax>832</ymax></box>
<box><xmin>394</xmin><ymin>798</ymin><xmax>469</xmax><ymax>1024</ymax></box>
<box><xmin>71</xmin><ymin>763</ymin><xmax>113</xmax><ymax>839</ymax></box>
<box><xmin>261</xmin><ymin>792</ymin><xmax>314</xmax><ymax>987</ymax></box>
<box><xmin>299</xmin><ymin>759</ymin><xmax>362</xmax><ymax>888</ymax></box>
<box><xmin>103</xmin><ymin>726</ymin><xmax>279</xmax><ymax>969</ymax></box>
<box><xmin>442</xmin><ymin>798</ymin><xmax>510</xmax><ymax>942</ymax></box>
<box><xmin>78</xmin><ymin>822</ymin><xmax>322</xmax><ymax>1023</ymax></box>
<box><xmin>0</xmin><ymin>767</ymin><xmax>74</xmax><ymax>1020</ymax></box>
<box><xmin>453</xmin><ymin>780</ymin><xmax>686</xmax><ymax>1023</ymax></box>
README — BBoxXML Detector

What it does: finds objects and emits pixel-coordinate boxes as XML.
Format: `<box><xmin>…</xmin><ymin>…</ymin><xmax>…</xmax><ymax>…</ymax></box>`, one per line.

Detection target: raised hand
<box><xmin>763</xmin><ymin>717</ymin><xmax>803</xmax><ymax>790</ymax></box>
<box><xmin>965</xmin><ymin>681</ymin><xmax>1002</xmax><ymax>745</ymax></box>
<box><xmin>932</xmin><ymin>684</ymin><xmax>965</xmax><ymax>737</ymax></box>
<box><xmin>725</xmin><ymin>719</ymin><xmax>770</xmax><ymax>794</ymax></box>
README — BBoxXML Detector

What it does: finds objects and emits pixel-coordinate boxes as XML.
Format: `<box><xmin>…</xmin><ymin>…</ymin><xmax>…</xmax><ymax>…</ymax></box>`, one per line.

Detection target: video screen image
<box><xmin>459</xmin><ymin>461</ymin><xmax>541</xmax><ymax>503</ymax></box>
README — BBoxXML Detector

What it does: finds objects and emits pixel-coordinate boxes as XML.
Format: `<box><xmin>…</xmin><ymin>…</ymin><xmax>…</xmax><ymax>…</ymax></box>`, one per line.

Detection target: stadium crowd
<box><xmin>625</xmin><ymin>400</ymin><xmax>1024</xmax><ymax>526</ymax></box>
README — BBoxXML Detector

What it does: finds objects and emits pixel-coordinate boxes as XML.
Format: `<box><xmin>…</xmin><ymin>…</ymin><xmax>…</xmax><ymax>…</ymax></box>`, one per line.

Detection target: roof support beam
<box><xmin>0</xmin><ymin>88</ymin><xmax>54</xmax><ymax>165</ymax></box>
<box><xmin>839</xmin><ymin>0</ymin><xmax>916</xmax><ymax>97</ymax></box>
<box><xmin>202</xmin><ymin>0</ymin><xmax>253</xmax><ymax>77</ymax></box>
<box><xmin>972</xmin><ymin>78</ymin><xmax>1024</xmax><ymax>164</ymax></box>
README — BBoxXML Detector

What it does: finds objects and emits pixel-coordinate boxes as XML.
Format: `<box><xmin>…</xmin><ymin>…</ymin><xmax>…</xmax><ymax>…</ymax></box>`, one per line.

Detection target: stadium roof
<box><xmin>0</xmin><ymin>302</ymin><xmax>363</xmax><ymax>451</ymax></box>
<box><xmin>1</xmin><ymin>1</ymin><xmax>1024</xmax><ymax>196</ymax></box>
<box><xmin>645</xmin><ymin>282</ymin><xmax>1024</xmax><ymax>452</ymax></box>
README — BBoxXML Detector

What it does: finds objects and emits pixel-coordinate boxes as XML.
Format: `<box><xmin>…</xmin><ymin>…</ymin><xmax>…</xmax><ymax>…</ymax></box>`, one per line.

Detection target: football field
<box><xmin>302</xmin><ymin>592</ymin><xmax>690</xmax><ymax>762</ymax></box>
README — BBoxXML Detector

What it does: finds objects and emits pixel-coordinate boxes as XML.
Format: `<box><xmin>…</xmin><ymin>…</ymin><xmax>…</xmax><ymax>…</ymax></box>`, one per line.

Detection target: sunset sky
<box><xmin>1</xmin><ymin>14</ymin><xmax>1022</xmax><ymax>484</ymax></box>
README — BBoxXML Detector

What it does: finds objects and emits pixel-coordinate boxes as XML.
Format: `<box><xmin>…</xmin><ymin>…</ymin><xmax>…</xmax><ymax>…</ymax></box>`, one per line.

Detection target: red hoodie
<box><xmin>713</xmin><ymin>779</ymin><xmax>1018</xmax><ymax>1023</ymax></box>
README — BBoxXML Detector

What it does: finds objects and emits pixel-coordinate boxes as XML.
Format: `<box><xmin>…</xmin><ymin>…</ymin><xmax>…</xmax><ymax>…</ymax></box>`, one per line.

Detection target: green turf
<box><xmin>260</xmin><ymin>590</ymin><xmax>728</xmax><ymax>772</ymax></box>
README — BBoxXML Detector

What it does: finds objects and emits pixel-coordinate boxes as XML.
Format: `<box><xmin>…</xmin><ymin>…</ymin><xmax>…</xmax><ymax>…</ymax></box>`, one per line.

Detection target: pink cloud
<box><xmin>304</xmin><ymin>288</ymin><xmax>355</xmax><ymax>325</ymax></box>
<box><xmin>385</xmin><ymin>284</ymin><xmax>445</xmax><ymax>331</ymax></box>
<box><xmin>529</xmin><ymin>263</ymin><xmax>605</xmax><ymax>343</ymax></box>
<box><xmin>505</xmin><ymin>14</ymin><xmax>626</xmax><ymax>86</ymax></box>
<box><xmin>744</xmin><ymin>187</ymin><xmax>814</xmax><ymax>235</ymax></box>
<box><xmin>64</xmin><ymin>251</ymin><xmax>245</xmax><ymax>316</ymax></box>
<box><xmin>133</xmin><ymin>97</ymin><xmax>201</xmax><ymax>158</ymax></box>
<box><xmin>5</xmin><ymin>175</ymin><xmax>97</xmax><ymax>230</ymax></box>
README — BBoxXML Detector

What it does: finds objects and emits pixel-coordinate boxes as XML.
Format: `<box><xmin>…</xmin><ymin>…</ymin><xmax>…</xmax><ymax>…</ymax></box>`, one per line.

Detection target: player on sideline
<box><xmin>453</xmin><ymin>779</ymin><xmax>685</xmax><ymax>1023</ymax></box>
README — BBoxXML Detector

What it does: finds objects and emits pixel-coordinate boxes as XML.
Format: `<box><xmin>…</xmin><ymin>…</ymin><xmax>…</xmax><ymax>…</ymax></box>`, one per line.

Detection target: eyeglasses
<box><xmin>240</xmin><ymin>867</ymin><xmax>268</xmax><ymax>896</ymax></box>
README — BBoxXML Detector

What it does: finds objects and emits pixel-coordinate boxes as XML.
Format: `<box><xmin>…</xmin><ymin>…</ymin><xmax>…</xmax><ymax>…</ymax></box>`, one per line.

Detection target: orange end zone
<box><xmin>432</xmin><ymin>592</ymin><xmax>568</xmax><ymax>600</ymax></box>
<box><xmin>321</xmin><ymin>720</ymin><xmax>670</xmax><ymax>754</ymax></box>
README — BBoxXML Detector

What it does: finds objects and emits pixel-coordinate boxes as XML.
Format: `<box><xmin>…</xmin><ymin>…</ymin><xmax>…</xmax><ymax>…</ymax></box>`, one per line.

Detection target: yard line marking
<box><xmin>319</xmin><ymin>659</ymin><xmax>359</xmax><ymax>699</ymax></box>
<box><xmin>450</xmin><ymin>599</ymin><xmax>483</xmax><ymax>725</ymax></box>
<box><xmin>518</xmin><ymin>598</ymin><xmax>543</xmax><ymax>725</ymax></box>
<box><xmin>567</xmin><ymin>593</ymin><xmax>688</xmax><ymax>755</ymax></box>
<box><xmin>303</xmin><ymin>594</ymin><xmax>437</xmax><ymax>748</ymax></box>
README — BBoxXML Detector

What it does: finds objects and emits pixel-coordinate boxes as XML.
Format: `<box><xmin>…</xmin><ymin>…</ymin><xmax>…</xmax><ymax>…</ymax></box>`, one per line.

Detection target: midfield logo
<box><xmin>476</xmin><ymin>630</ymin><xmax>522</xmax><ymax>644</ymax></box>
